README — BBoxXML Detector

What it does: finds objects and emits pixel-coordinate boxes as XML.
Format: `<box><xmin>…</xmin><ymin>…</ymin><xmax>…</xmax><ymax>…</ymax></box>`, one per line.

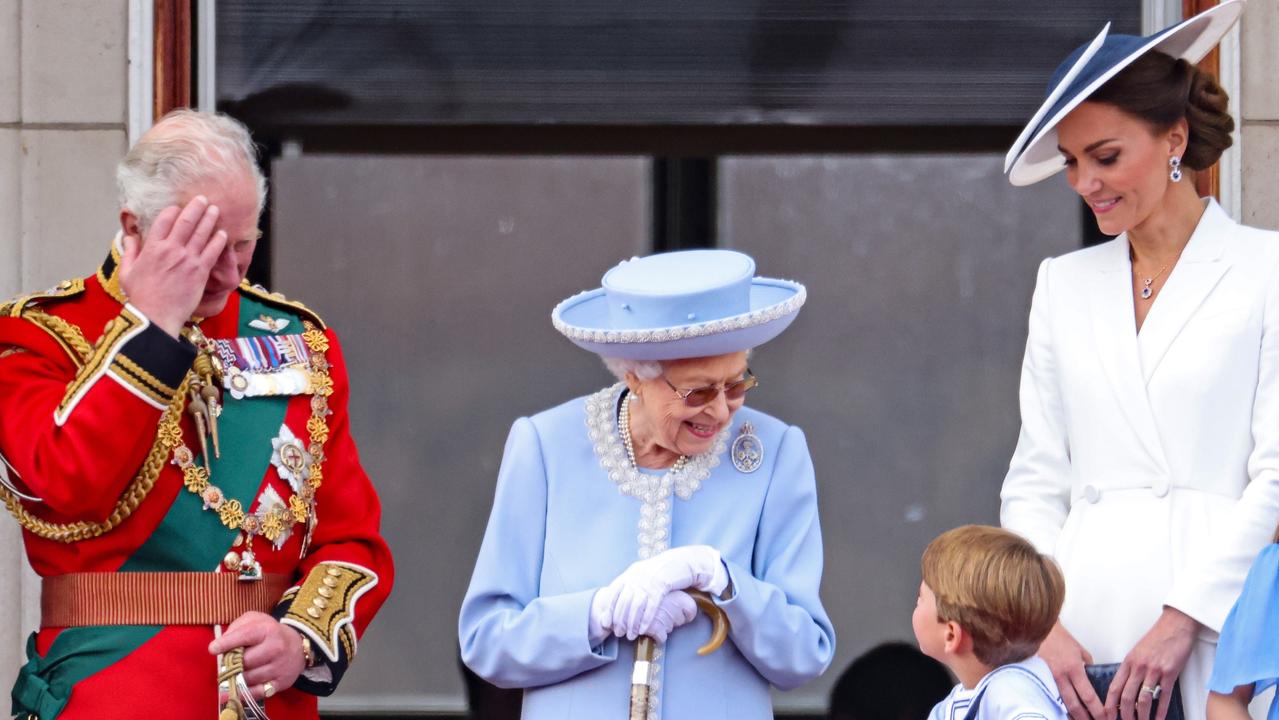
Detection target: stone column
<box><xmin>1241</xmin><ymin>0</ymin><xmax>1279</xmax><ymax>230</ymax></box>
<box><xmin>0</xmin><ymin>0</ymin><xmax>131</xmax><ymax>679</ymax></box>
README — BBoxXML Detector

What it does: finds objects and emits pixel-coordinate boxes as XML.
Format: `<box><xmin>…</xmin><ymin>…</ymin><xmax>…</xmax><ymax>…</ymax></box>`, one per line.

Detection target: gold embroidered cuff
<box><xmin>110</xmin><ymin>353</ymin><xmax>179</xmax><ymax>406</ymax></box>
<box><xmin>280</xmin><ymin>562</ymin><xmax>378</xmax><ymax>662</ymax></box>
<box><xmin>109</xmin><ymin>308</ymin><xmax>196</xmax><ymax>399</ymax></box>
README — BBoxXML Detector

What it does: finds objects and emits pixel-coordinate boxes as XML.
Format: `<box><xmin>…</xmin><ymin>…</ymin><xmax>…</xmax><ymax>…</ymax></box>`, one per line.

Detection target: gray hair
<box><xmin>601</xmin><ymin>357</ymin><xmax>664</xmax><ymax>383</ymax></box>
<box><xmin>601</xmin><ymin>350</ymin><xmax>754</xmax><ymax>383</ymax></box>
<box><xmin>116</xmin><ymin>109</ymin><xmax>267</xmax><ymax>232</ymax></box>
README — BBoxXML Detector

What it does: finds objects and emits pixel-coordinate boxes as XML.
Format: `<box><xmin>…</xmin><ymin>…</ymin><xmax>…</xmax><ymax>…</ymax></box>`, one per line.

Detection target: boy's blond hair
<box><xmin>921</xmin><ymin>525</ymin><xmax>1064</xmax><ymax>667</ymax></box>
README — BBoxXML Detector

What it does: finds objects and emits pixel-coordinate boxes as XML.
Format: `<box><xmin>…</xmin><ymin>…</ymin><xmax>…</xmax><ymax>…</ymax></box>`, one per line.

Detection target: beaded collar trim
<box><xmin>584</xmin><ymin>382</ymin><xmax>729</xmax><ymax>556</ymax></box>
<box><xmin>585</xmin><ymin>383</ymin><xmax>729</xmax><ymax>720</ymax></box>
<box><xmin>554</xmin><ymin>285</ymin><xmax>806</xmax><ymax>346</ymax></box>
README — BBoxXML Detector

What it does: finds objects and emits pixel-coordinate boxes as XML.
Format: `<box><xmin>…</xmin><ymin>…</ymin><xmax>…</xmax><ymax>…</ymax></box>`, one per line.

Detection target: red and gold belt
<box><xmin>40</xmin><ymin>572</ymin><xmax>291</xmax><ymax>627</ymax></box>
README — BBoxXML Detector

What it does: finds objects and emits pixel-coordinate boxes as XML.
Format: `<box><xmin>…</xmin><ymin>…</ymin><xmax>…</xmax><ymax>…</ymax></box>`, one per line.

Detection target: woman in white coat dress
<box><xmin>1000</xmin><ymin>3</ymin><xmax>1278</xmax><ymax>720</ymax></box>
<box><xmin>458</xmin><ymin>250</ymin><xmax>835</xmax><ymax>720</ymax></box>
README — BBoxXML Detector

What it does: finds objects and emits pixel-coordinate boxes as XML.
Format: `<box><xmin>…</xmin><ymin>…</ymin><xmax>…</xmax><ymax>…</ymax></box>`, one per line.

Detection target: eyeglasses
<box><xmin>662</xmin><ymin>369</ymin><xmax>759</xmax><ymax>407</ymax></box>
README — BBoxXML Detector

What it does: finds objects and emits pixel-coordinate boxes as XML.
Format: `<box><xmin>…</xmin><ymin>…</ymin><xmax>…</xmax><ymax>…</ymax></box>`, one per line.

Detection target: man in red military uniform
<box><xmin>0</xmin><ymin>109</ymin><xmax>394</xmax><ymax>719</ymax></box>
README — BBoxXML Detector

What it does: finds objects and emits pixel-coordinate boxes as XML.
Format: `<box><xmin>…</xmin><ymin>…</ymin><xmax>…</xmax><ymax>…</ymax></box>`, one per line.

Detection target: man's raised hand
<box><xmin>119</xmin><ymin>195</ymin><xmax>228</xmax><ymax>337</ymax></box>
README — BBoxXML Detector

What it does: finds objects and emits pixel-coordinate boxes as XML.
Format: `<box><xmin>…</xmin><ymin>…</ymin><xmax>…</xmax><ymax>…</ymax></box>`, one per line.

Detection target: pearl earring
<box><xmin>1169</xmin><ymin>156</ymin><xmax>1183</xmax><ymax>183</ymax></box>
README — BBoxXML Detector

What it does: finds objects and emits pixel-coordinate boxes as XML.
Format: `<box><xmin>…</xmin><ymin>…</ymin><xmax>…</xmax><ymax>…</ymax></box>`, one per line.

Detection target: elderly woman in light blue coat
<box><xmin>458</xmin><ymin>250</ymin><xmax>835</xmax><ymax>720</ymax></box>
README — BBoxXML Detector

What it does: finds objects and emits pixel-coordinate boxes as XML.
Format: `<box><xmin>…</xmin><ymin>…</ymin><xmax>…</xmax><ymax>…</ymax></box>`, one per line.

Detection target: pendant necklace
<box><xmin>1137</xmin><ymin>265</ymin><xmax>1169</xmax><ymax>299</ymax></box>
<box><xmin>1132</xmin><ymin>253</ymin><xmax>1174</xmax><ymax>301</ymax></box>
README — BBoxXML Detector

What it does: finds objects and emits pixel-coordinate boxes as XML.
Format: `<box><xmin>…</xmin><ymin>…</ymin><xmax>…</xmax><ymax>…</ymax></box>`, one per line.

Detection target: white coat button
<box><xmin>1152</xmin><ymin>481</ymin><xmax>1170</xmax><ymax>498</ymax></box>
<box><xmin>1083</xmin><ymin>485</ymin><xmax>1101</xmax><ymax>503</ymax></box>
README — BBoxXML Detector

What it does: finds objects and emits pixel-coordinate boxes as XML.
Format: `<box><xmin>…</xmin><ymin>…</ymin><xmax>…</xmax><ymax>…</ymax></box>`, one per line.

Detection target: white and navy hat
<box><xmin>1005</xmin><ymin>0</ymin><xmax>1244</xmax><ymax>186</ymax></box>
<box><xmin>552</xmin><ymin>250</ymin><xmax>806</xmax><ymax>361</ymax></box>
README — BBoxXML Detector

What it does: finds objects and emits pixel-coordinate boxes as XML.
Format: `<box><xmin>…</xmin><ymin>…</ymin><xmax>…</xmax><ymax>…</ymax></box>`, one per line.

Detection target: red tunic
<box><xmin>0</xmin><ymin>249</ymin><xmax>394</xmax><ymax>719</ymax></box>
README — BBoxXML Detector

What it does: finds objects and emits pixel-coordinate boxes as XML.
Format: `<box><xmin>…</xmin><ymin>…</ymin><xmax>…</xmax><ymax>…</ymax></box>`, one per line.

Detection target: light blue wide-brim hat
<box><xmin>552</xmin><ymin>249</ymin><xmax>806</xmax><ymax>361</ymax></box>
<box><xmin>1005</xmin><ymin>0</ymin><xmax>1244</xmax><ymax>186</ymax></box>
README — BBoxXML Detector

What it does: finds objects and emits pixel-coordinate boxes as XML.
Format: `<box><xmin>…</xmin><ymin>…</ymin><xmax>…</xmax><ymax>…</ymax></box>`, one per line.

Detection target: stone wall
<box><xmin>0</xmin><ymin>0</ymin><xmax>130</xmax><ymax>680</ymax></box>
<box><xmin>1241</xmin><ymin>0</ymin><xmax>1279</xmax><ymax>229</ymax></box>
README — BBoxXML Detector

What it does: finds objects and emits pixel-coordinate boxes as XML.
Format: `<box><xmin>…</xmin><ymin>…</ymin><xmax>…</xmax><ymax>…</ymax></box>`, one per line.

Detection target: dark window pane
<box><xmin>216</xmin><ymin>1</ymin><xmax>1140</xmax><ymax>127</ymax></box>
<box><xmin>719</xmin><ymin>155</ymin><xmax>1080</xmax><ymax>704</ymax></box>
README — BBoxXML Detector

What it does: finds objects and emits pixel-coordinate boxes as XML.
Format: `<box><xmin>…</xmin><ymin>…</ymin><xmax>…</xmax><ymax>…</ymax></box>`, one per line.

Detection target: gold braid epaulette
<box><xmin>237</xmin><ymin>282</ymin><xmax>327</xmax><ymax>331</ymax></box>
<box><xmin>2</xmin><ymin>279</ymin><xmax>89</xmax><ymax>360</ymax></box>
<box><xmin>0</xmin><ymin>306</ymin><xmax>188</xmax><ymax>543</ymax></box>
<box><xmin>2</xmin><ymin>278</ymin><xmax>86</xmax><ymax>318</ymax></box>
<box><xmin>11</xmin><ymin>308</ymin><xmax>92</xmax><ymax>366</ymax></box>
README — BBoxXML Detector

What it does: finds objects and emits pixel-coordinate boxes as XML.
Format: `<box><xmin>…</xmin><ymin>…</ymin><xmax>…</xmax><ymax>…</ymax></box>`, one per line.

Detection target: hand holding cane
<box><xmin>629</xmin><ymin>590</ymin><xmax>730</xmax><ymax>720</ymax></box>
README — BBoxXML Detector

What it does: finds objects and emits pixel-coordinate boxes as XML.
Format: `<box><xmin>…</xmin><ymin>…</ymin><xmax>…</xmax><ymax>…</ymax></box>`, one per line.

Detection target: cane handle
<box><xmin>687</xmin><ymin>590</ymin><xmax>729</xmax><ymax>656</ymax></box>
<box><xmin>627</xmin><ymin>591</ymin><xmax>730</xmax><ymax>720</ymax></box>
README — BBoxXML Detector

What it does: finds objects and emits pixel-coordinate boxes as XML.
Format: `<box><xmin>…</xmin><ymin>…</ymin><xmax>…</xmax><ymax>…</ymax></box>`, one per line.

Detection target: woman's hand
<box><xmin>591</xmin><ymin>585</ymin><xmax>700</xmax><ymax>643</ymax></box>
<box><xmin>1105</xmin><ymin>607</ymin><xmax>1200</xmax><ymax>720</ymax></box>
<box><xmin>642</xmin><ymin>590</ymin><xmax>698</xmax><ymax>643</ymax></box>
<box><xmin>599</xmin><ymin>546</ymin><xmax>727</xmax><ymax>639</ymax></box>
<box><xmin>208</xmin><ymin>611</ymin><xmax>307</xmax><ymax>701</ymax></box>
<box><xmin>1040</xmin><ymin>621</ymin><xmax>1105</xmax><ymax>720</ymax></box>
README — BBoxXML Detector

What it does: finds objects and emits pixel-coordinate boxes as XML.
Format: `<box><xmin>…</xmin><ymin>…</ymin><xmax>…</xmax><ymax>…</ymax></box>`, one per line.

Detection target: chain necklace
<box><xmin>619</xmin><ymin>392</ymin><xmax>687</xmax><ymax>474</ymax></box>
<box><xmin>1132</xmin><ymin>246</ymin><xmax>1181</xmax><ymax>301</ymax></box>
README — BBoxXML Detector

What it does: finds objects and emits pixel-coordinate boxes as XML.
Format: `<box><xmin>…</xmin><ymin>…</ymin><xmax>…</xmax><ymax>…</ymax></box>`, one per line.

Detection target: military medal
<box><xmin>248</xmin><ymin>313</ymin><xmax>290</xmax><ymax>333</ymax></box>
<box><xmin>168</xmin><ymin>321</ymin><xmax>334</xmax><ymax>581</ymax></box>
<box><xmin>214</xmin><ymin>334</ymin><xmax>312</xmax><ymax>371</ymax></box>
<box><xmin>212</xmin><ymin>333</ymin><xmax>316</xmax><ymax>399</ymax></box>
<box><xmin>226</xmin><ymin>368</ymin><xmax>251</xmax><ymax>397</ymax></box>
<box><xmin>253</xmin><ymin>486</ymin><xmax>296</xmax><ymax>550</ymax></box>
<box><xmin>271</xmin><ymin>424</ymin><xmax>312</xmax><ymax>493</ymax></box>
<box><xmin>731</xmin><ymin>422</ymin><xmax>763</xmax><ymax>473</ymax></box>
<box><xmin>280</xmin><ymin>445</ymin><xmax>306</xmax><ymax>477</ymax></box>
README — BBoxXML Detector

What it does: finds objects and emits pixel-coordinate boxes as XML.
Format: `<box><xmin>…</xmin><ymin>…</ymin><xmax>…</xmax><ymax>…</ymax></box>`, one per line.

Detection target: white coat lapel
<box><xmin>1136</xmin><ymin>201</ymin><xmax>1232</xmax><ymax>382</ymax></box>
<box><xmin>1089</xmin><ymin>238</ymin><xmax>1169</xmax><ymax>470</ymax></box>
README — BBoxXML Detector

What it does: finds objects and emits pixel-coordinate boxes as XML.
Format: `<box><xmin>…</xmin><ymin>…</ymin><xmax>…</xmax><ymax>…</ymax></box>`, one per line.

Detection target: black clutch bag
<box><xmin>1085</xmin><ymin>664</ymin><xmax>1184</xmax><ymax>720</ymax></box>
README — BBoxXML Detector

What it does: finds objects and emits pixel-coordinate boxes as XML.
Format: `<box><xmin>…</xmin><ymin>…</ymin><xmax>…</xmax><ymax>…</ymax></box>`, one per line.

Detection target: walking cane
<box><xmin>628</xmin><ymin>590</ymin><xmax>730</xmax><ymax>720</ymax></box>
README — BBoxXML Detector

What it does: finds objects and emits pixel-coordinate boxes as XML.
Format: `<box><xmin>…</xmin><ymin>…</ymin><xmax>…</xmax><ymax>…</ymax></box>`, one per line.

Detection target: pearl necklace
<box><xmin>618</xmin><ymin>392</ymin><xmax>688</xmax><ymax>474</ymax></box>
<box><xmin>586</xmin><ymin>384</ymin><xmax>729</xmax><ymax>720</ymax></box>
<box><xmin>584</xmin><ymin>384</ymin><xmax>730</xmax><ymax>557</ymax></box>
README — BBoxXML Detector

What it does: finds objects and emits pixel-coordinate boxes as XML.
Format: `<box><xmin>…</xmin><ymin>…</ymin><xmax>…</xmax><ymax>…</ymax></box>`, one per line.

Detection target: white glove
<box><xmin>603</xmin><ymin>545</ymin><xmax>728</xmax><ymax>640</ymax></box>
<box><xmin>589</xmin><ymin>584</ymin><xmax>619</xmax><ymax>645</ymax></box>
<box><xmin>589</xmin><ymin>584</ymin><xmax>700</xmax><ymax>644</ymax></box>
<box><xmin>643</xmin><ymin>590</ymin><xmax>698</xmax><ymax>643</ymax></box>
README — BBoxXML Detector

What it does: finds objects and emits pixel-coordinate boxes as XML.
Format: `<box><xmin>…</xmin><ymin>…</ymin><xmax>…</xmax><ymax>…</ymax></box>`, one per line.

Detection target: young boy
<box><xmin>913</xmin><ymin>525</ymin><xmax>1068</xmax><ymax>720</ymax></box>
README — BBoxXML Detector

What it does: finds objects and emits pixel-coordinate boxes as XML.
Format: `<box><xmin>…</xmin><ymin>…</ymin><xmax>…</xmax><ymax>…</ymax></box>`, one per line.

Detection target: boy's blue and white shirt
<box><xmin>929</xmin><ymin>656</ymin><xmax>1067</xmax><ymax>720</ymax></box>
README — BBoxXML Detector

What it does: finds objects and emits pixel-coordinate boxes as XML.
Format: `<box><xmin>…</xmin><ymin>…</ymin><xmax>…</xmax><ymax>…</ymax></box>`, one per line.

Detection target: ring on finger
<box><xmin>263</xmin><ymin>681</ymin><xmax>276</xmax><ymax>698</ymax></box>
<box><xmin>1139</xmin><ymin>684</ymin><xmax>1162</xmax><ymax>701</ymax></box>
